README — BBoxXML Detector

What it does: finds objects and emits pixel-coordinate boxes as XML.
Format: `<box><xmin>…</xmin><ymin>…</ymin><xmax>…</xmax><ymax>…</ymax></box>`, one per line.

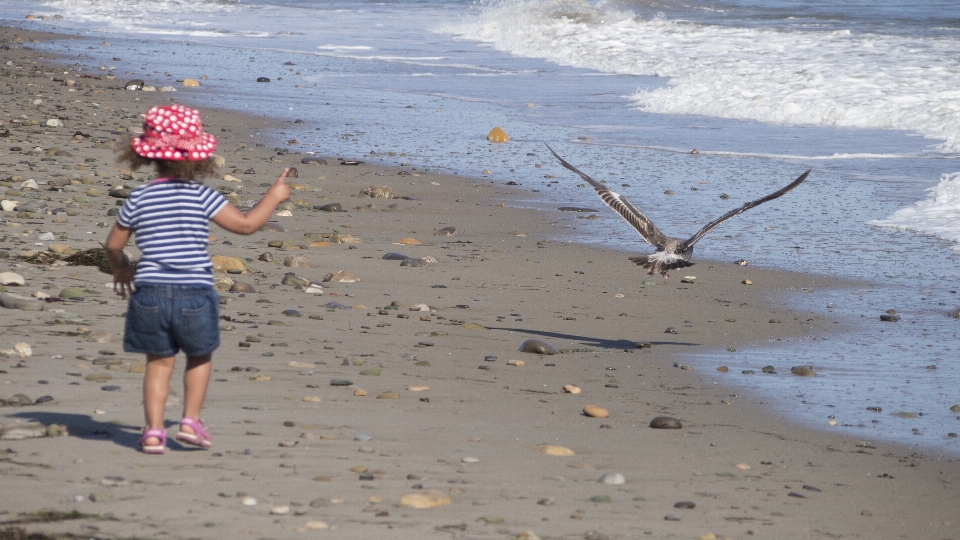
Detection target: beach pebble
<box><xmin>435</xmin><ymin>226</ymin><xmax>457</xmax><ymax>236</ymax></box>
<box><xmin>742</xmin><ymin>279</ymin><xmax>753</xmax><ymax>285</ymax></box>
<box><xmin>0</xmin><ymin>422</ymin><xmax>48</xmax><ymax>440</ymax></box>
<box><xmin>507</xmin><ymin>359</ymin><xmax>524</xmax><ymax>366</ymax></box>
<box><xmin>0</xmin><ymin>272</ymin><xmax>25</xmax><ymax>286</ymax></box>
<box><xmin>0</xmin><ymin>200</ymin><xmax>18</xmax><ymax>212</ymax></box>
<box><xmin>536</xmin><ymin>445</ymin><xmax>575</xmax><ymax>456</ymax></box>
<box><xmin>399</xmin><ymin>491</ymin><xmax>452</xmax><ymax>509</ymax></box>
<box><xmin>323</xmin><ymin>270</ymin><xmax>362</xmax><ymax>283</ymax></box>
<box><xmin>562</xmin><ymin>384</ymin><xmax>581</xmax><ymax>394</ymax></box>
<box><xmin>258</xmin><ymin>222</ymin><xmax>285</xmax><ymax>233</ymax></box>
<box><xmin>269</xmin><ymin>505</ymin><xmax>290</xmax><ymax>515</ymax></box>
<box><xmin>664</xmin><ymin>327</ymin><xmax>679</xmax><ymax>334</ymax></box>
<box><xmin>1</xmin><ymin>292</ymin><xmax>45</xmax><ymax>311</ymax></box>
<box><xmin>519</xmin><ymin>339</ymin><xmax>558</xmax><ymax>355</ymax></box>
<box><xmin>583</xmin><ymin>404</ymin><xmax>610</xmax><ymax>418</ymax></box>
<box><xmin>461</xmin><ymin>456</ymin><xmax>480</xmax><ymax>463</ymax></box>
<box><xmin>649</xmin><ymin>416</ymin><xmax>682</xmax><ymax>429</ymax></box>
<box><xmin>791</xmin><ymin>365</ymin><xmax>817</xmax><ymax>377</ymax></box>
<box><xmin>598</xmin><ymin>472</ymin><xmax>625</xmax><ymax>484</ymax></box>
<box><xmin>880</xmin><ymin>313</ymin><xmax>900</xmax><ymax>322</ymax></box>
<box><xmin>407</xmin><ymin>385</ymin><xmax>429</xmax><ymax>391</ymax></box>
<box><xmin>283</xmin><ymin>254</ymin><xmax>312</xmax><ymax>268</ymax></box>
<box><xmin>229</xmin><ymin>282</ymin><xmax>256</xmax><ymax>293</ymax></box>
<box><xmin>360</xmin><ymin>186</ymin><xmax>393</xmax><ymax>198</ymax></box>
<box><xmin>241</xmin><ymin>496</ymin><xmax>257</xmax><ymax>506</ymax></box>
<box><xmin>301</xmin><ymin>521</ymin><xmax>329</xmax><ymax>530</ymax></box>
<box><xmin>376</xmin><ymin>391</ymin><xmax>400</xmax><ymax>399</ymax></box>
<box><xmin>315</xmin><ymin>203</ymin><xmax>343</xmax><ymax>212</ymax></box>
<box><xmin>211</xmin><ymin>255</ymin><xmax>246</xmax><ymax>274</ymax></box>
<box><xmin>301</xmin><ymin>156</ymin><xmax>328</xmax><ymax>165</ymax></box>
<box><xmin>486</xmin><ymin>126</ymin><xmax>510</xmax><ymax>143</ymax></box>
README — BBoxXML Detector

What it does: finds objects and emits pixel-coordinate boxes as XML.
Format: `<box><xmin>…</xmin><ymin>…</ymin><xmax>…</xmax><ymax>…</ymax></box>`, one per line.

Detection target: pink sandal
<box><xmin>175</xmin><ymin>417</ymin><xmax>212</xmax><ymax>448</ymax></box>
<box><xmin>139</xmin><ymin>428</ymin><xmax>167</xmax><ymax>454</ymax></box>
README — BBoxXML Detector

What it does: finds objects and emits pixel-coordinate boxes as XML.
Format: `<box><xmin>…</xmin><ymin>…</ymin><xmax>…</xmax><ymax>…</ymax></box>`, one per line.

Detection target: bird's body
<box><xmin>548</xmin><ymin>146</ymin><xmax>810</xmax><ymax>278</ymax></box>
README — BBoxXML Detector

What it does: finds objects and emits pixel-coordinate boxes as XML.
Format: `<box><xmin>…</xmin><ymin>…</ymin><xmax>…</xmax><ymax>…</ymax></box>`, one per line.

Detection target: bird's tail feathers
<box><xmin>628</xmin><ymin>256</ymin><xmax>695</xmax><ymax>271</ymax></box>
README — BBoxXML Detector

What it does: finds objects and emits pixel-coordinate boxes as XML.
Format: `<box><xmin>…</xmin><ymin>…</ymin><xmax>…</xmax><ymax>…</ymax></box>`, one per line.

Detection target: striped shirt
<box><xmin>117</xmin><ymin>178</ymin><xmax>228</xmax><ymax>287</ymax></box>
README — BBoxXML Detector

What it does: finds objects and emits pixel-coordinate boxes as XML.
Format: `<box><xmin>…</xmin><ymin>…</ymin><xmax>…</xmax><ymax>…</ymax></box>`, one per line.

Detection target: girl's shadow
<box><xmin>5</xmin><ymin>410</ymin><xmax>198</xmax><ymax>451</ymax></box>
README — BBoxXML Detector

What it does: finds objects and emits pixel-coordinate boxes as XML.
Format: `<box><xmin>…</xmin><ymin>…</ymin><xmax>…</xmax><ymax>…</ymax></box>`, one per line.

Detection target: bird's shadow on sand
<box><xmin>487</xmin><ymin>327</ymin><xmax>701</xmax><ymax>349</ymax></box>
<box><xmin>3</xmin><ymin>411</ymin><xmax>200</xmax><ymax>452</ymax></box>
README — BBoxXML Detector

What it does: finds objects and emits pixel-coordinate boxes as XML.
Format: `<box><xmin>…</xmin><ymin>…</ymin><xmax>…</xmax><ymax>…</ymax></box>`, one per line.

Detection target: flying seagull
<box><xmin>548</xmin><ymin>146</ymin><xmax>811</xmax><ymax>278</ymax></box>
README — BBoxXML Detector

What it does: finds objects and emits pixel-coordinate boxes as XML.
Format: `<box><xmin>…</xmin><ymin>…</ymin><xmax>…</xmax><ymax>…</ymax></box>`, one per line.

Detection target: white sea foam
<box><xmin>444</xmin><ymin>0</ymin><xmax>960</xmax><ymax>154</ymax></box>
<box><xmin>867</xmin><ymin>172</ymin><xmax>960</xmax><ymax>249</ymax></box>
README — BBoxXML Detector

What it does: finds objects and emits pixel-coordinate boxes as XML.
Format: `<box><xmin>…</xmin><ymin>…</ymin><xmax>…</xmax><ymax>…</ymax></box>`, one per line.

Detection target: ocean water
<box><xmin>3</xmin><ymin>0</ymin><xmax>959</xmax><ymax>454</ymax></box>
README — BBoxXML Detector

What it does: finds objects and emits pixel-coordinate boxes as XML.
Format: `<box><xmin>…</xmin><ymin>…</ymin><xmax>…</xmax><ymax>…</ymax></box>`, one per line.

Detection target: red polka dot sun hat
<box><xmin>130</xmin><ymin>104</ymin><xmax>217</xmax><ymax>161</ymax></box>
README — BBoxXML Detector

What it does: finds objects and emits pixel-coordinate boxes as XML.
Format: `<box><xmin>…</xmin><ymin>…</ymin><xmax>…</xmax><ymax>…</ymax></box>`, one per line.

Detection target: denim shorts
<box><xmin>123</xmin><ymin>284</ymin><xmax>220</xmax><ymax>358</ymax></box>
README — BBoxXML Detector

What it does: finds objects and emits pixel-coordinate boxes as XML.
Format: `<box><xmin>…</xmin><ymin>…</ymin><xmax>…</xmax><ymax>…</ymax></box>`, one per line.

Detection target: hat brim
<box><xmin>131</xmin><ymin>132</ymin><xmax>218</xmax><ymax>161</ymax></box>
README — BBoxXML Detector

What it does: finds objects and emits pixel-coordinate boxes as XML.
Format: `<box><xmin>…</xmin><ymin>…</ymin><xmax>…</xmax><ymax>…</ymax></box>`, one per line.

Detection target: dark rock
<box><xmin>301</xmin><ymin>156</ymin><xmax>328</xmax><ymax>165</ymax></box>
<box><xmin>314</xmin><ymin>203</ymin><xmax>343</xmax><ymax>212</ymax></box>
<box><xmin>649</xmin><ymin>416</ymin><xmax>682</xmax><ymax>429</ymax></box>
<box><xmin>435</xmin><ymin>226</ymin><xmax>457</xmax><ymax>236</ymax></box>
<box><xmin>519</xmin><ymin>339</ymin><xmax>559</xmax><ymax>355</ymax></box>
<box><xmin>382</xmin><ymin>253</ymin><xmax>411</xmax><ymax>261</ymax></box>
<box><xmin>257</xmin><ymin>77</ymin><xmax>270</xmax><ymax>82</ymax></box>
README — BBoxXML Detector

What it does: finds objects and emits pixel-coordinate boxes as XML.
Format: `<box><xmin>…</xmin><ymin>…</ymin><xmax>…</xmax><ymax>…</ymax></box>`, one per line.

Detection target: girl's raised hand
<box><xmin>269</xmin><ymin>168</ymin><xmax>291</xmax><ymax>203</ymax></box>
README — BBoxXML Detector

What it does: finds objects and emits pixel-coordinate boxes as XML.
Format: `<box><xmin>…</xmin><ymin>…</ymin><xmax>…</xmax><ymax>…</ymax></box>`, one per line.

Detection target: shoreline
<box><xmin>1</xmin><ymin>25</ymin><xmax>958</xmax><ymax>540</ymax></box>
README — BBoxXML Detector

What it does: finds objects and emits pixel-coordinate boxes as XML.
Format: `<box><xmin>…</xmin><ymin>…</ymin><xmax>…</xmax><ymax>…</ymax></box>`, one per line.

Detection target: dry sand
<box><xmin>0</xmin><ymin>26</ymin><xmax>957</xmax><ymax>540</ymax></box>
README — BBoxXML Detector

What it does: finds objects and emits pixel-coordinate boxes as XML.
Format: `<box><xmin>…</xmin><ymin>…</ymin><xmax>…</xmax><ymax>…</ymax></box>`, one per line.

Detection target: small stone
<box><xmin>407</xmin><ymin>385</ymin><xmax>429</xmax><ymax>391</ymax></box>
<box><xmin>283</xmin><ymin>254</ymin><xmax>312</xmax><ymax>268</ymax></box>
<box><xmin>649</xmin><ymin>416</ymin><xmax>682</xmax><ymax>429</ymax></box>
<box><xmin>303</xmin><ymin>396</ymin><xmax>321</xmax><ymax>403</ymax></box>
<box><xmin>486</xmin><ymin>126</ymin><xmax>510</xmax><ymax>143</ymax></box>
<box><xmin>360</xmin><ymin>367</ymin><xmax>381</xmax><ymax>376</ymax></box>
<box><xmin>211</xmin><ymin>255</ymin><xmax>246</xmax><ymax>274</ymax></box>
<box><xmin>598</xmin><ymin>472</ymin><xmax>625</xmax><ymax>485</ymax></box>
<box><xmin>436</xmin><ymin>226</ymin><xmax>457</xmax><ymax>236</ymax></box>
<box><xmin>376</xmin><ymin>391</ymin><xmax>400</xmax><ymax>399</ymax></box>
<box><xmin>880</xmin><ymin>314</ymin><xmax>900</xmax><ymax>322</ymax></box>
<box><xmin>791</xmin><ymin>365</ymin><xmax>816</xmax><ymax>377</ymax></box>
<box><xmin>562</xmin><ymin>384</ymin><xmax>581</xmax><ymax>394</ymax></box>
<box><xmin>229</xmin><ymin>282</ymin><xmax>256</xmax><ymax>293</ymax></box>
<box><xmin>0</xmin><ymin>272</ymin><xmax>25</xmax><ymax>286</ymax></box>
<box><xmin>507</xmin><ymin>359</ymin><xmax>524</xmax><ymax>366</ymax></box>
<box><xmin>589</xmin><ymin>495</ymin><xmax>612</xmax><ymax>504</ymax></box>
<box><xmin>323</xmin><ymin>270</ymin><xmax>362</xmax><ymax>283</ymax></box>
<box><xmin>674</xmin><ymin>501</ymin><xmax>696</xmax><ymax>509</ymax></box>
<box><xmin>536</xmin><ymin>445</ymin><xmax>575</xmax><ymax>456</ymax></box>
<box><xmin>399</xmin><ymin>491</ymin><xmax>452</xmax><ymax>509</ymax></box>
<box><xmin>519</xmin><ymin>339</ymin><xmax>558</xmax><ymax>355</ymax></box>
<box><xmin>353</xmin><ymin>389</ymin><xmax>368</xmax><ymax>397</ymax></box>
<box><xmin>583</xmin><ymin>404</ymin><xmax>609</xmax><ymax>418</ymax></box>
<box><xmin>742</xmin><ymin>279</ymin><xmax>753</xmax><ymax>285</ymax></box>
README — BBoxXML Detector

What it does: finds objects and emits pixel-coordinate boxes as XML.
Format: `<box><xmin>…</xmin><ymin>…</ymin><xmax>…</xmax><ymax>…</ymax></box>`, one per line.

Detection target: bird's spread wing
<box><xmin>548</xmin><ymin>145</ymin><xmax>669</xmax><ymax>248</ymax></box>
<box><xmin>681</xmin><ymin>169</ymin><xmax>811</xmax><ymax>250</ymax></box>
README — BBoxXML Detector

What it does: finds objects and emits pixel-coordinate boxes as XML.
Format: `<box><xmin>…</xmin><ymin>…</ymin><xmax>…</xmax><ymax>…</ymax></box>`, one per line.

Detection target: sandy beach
<box><xmin>1</xmin><ymin>26</ymin><xmax>958</xmax><ymax>540</ymax></box>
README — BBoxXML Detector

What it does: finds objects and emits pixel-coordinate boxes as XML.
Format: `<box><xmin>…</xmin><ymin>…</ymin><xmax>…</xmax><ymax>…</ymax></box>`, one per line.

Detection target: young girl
<box><xmin>106</xmin><ymin>104</ymin><xmax>290</xmax><ymax>454</ymax></box>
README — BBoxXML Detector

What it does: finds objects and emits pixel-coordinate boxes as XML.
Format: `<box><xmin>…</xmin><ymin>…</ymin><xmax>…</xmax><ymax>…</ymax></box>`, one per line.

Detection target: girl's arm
<box><xmin>105</xmin><ymin>223</ymin><xmax>135</xmax><ymax>298</ymax></box>
<box><xmin>213</xmin><ymin>168</ymin><xmax>291</xmax><ymax>235</ymax></box>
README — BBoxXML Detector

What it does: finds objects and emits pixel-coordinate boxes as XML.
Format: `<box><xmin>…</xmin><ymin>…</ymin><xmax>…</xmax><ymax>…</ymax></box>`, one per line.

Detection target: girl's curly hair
<box><xmin>117</xmin><ymin>142</ymin><xmax>217</xmax><ymax>181</ymax></box>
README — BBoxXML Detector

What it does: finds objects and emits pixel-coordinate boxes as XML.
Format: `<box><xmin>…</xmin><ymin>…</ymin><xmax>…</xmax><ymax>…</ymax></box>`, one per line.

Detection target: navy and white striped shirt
<box><xmin>117</xmin><ymin>178</ymin><xmax>228</xmax><ymax>287</ymax></box>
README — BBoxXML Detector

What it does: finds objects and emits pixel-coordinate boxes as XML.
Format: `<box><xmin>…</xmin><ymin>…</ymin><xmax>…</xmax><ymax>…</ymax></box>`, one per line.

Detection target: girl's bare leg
<box><xmin>143</xmin><ymin>354</ymin><xmax>176</xmax><ymax>445</ymax></box>
<box><xmin>180</xmin><ymin>354</ymin><xmax>212</xmax><ymax>435</ymax></box>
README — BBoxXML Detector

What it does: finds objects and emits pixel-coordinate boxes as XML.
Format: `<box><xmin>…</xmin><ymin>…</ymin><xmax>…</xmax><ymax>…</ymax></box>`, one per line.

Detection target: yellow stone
<box><xmin>536</xmin><ymin>445</ymin><xmax>575</xmax><ymax>456</ymax></box>
<box><xmin>399</xmin><ymin>490</ymin><xmax>452</xmax><ymax>509</ymax></box>
<box><xmin>398</xmin><ymin>237</ymin><xmax>421</xmax><ymax>245</ymax></box>
<box><xmin>128</xmin><ymin>363</ymin><xmax>146</xmax><ymax>374</ymax></box>
<box><xmin>353</xmin><ymin>389</ymin><xmax>367</xmax><ymax>397</ymax></box>
<box><xmin>742</xmin><ymin>279</ymin><xmax>753</xmax><ymax>285</ymax></box>
<box><xmin>350</xmin><ymin>465</ymin><xmax>368</xmax><ymax>473</ymax></box>
<box><xmin>735</xmin><ymin>463</ymin><xmax>751</xmax><ymax>470</ymax></box>
<box><xmin>251</xmin><ymin>374</ymin><xmax>272</xmax><ymax>381</ymax></box>
<box><xmin>302</xmin><ymin>521</ymin><xmax>329</xmax><ymax>530</ymax></box>
<box><xmin>303</xmin><ymin>396</ymin><xmax>321</xmax><ymax>403</ymax></box>
<box><xmin>507</xmin><ymin>360</ymin><xmax>524</xmax><ymax>367</ymax></box>
<box><xmin>288</xmin><ymin>361</ymin><xmax>313</xmax><ymax>368</ymax></box>
<box><xmin>310</xmin><ymin>241</ymin><xmax>330</xmax><ymax>247</ymax></box>
<box><xmin>486</xmin><ymin>126</ymin><xmax>510</xmax><ymax>143</ymax></box>
<box><xmin>562</xmin><ymin>384</ymin><xmax>581</xmax><ymax>394</ymax></box>
<box><xmin>223</xmin><ymin>174</ymin><xmax>241</xmax><ymax>182</ymax></box>
<box><xmin>288</xmin><ymin>183</ymin><xmax>307</xmax><ymax>190</ymax></box>
<box><xmin>211</xmin><ymin>255</ymin><xmax>246</xmax><ymax>274</ymax></box>
<box><xmin>583</xmin><ymin>404</ymin><xmax>609</xmax><ymax>418</ymax></box>
<box><xmin>182</xmin><ymin>78</ymin><xmax>200</xmax><ymax>87</ymax></box>
<box><xmin>48</xmin><ymin>243</ymin><xmax>69</xmax><ymax>254</ymax></box>
<box><xmin>407</xmin><ymin>385</ymin><xmax>429</xmax><ymax>392</ymax></box>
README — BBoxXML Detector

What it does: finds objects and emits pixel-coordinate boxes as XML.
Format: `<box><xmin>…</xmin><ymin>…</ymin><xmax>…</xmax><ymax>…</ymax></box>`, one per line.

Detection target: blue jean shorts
<box><xmin>123</xmin><ymin>284</ymin><xmax>221</xmax><ymax>358</ymax></box>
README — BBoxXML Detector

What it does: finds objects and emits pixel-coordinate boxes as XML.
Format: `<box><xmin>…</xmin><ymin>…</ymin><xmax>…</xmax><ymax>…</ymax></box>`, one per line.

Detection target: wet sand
<box><xmin>1</xmin><ymin>26</ymin><xmax>957</xmax><ymax>540</ymax></box>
